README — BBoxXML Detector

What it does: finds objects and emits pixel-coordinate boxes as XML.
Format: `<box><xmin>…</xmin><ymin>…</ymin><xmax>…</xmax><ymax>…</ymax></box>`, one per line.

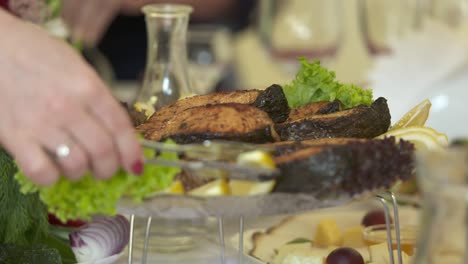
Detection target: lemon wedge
<box><xmin>229</xmin><ymin>180</ymin><xmax>276</xmax><ymax>196</ymax></box>
<box><xmin>188</xmin><ymin>179</ymin><xmax>231</xmax><ymax>197</ymax></box>
<box><xmin>377</xmin><ymin>126</ymin><xmax>448</xmax><ymax>150</ymax></box>
<box><xmin>236</xmin><ymin>150</ymin><xmax>276</xmax><ymax>170</ymax></box>
<box><xmin>166</xmin><ymin>180</ymin><xmax>185</xmax><ymax>194</ymax></box>
<box><xmin>390</xmin><ymin>99</ymin><xmax>431</xmax><ymax>130</ymax></box>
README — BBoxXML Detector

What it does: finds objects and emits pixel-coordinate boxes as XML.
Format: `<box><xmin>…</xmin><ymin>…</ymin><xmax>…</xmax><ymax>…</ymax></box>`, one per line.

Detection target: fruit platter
<box><xmin>0</xmin><ymin>57</ymin><xmax>451</xmax><ymax>263</ymax></box>
<box><xmin>230</xmin><ymin>200</ymin><xmax>420</xmax><ymax>264</ymax></box>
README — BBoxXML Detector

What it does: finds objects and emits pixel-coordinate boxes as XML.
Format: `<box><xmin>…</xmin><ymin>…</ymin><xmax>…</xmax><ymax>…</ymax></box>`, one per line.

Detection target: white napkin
<box><xmin>368</xmin><ymin>19</ymin><xmax>468</xmax><ymax>140</ymax></box>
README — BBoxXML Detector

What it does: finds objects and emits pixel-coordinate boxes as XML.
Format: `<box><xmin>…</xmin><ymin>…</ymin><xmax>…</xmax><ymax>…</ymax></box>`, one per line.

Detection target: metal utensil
<box><xmin>140</xmin><ymin>139</ymin><xmax>280</xmax><ymax>181</ymax></box>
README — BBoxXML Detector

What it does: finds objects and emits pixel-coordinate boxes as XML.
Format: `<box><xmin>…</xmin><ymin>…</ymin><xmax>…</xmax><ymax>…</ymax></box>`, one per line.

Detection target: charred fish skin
<box><xmin>167</xmin><ymin>126</ymin><xmax>277</xmax><ymax>144</ymax></box>
<box><xmin>275</xmin><ymin>97</ymin><xmax>391</xmax><ymax>141</ymax></box>
<box><xmin>287</xmin><ymin>100</ymin><xmax>342</xmax><ymax>122</ymax></box>
<box><xmin>146</xmin><ymin>103</ymin><xmax>278</xmax><ymax>144</ymax></box>
<box><xmin>273</xmin><ymin>137</ymin><xmax>414</xmax><ymax>198</ymax></box>
<box><xmin>265</xmin><ymin>138</ymin><xmax>361</xmax><ymax>157</ymax></box>
<box><xmin>251</xmin><ymin>84</ymin><xmax>291</xmax><ymax>123</ymax></box>
<box><xmin>316</xmin><ymin>100</ymin><xmax>342</xmax><ymax>114</ymax></box>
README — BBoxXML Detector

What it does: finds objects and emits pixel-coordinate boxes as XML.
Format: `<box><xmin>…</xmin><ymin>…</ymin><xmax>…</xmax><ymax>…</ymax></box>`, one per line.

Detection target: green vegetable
<box><xmin>282</xmin><ymin>58</ymin><xmax>373</xmax><ymax>109</ymax></box>
<box><xmin>0</xmin><ymin>148</ymin><xmax>49</xmax><ymax>245</ymax></box>
<box><xmin>0</xmin><ymin>244</ymin><xmax>62</xmax><ymax>264</ymax></box>
<box><xmin>0</xmin><ymin>148</ymin><xmax>77</xmax><ymax>263</ymax></box>
<box><xmin>126</xmin><ymin>146</ymin><xmax>181</xmax><ymax>202</ymax></box>
<box><xmin>14</xmin><ymin>140</ymin><xmax>181</xmax><ymax>222</ymax></box>
<box><xmin>286</xmin><ymin>238</ymin><xmax>313</xmax><ymax>245</ymax></box>
<box><xmin>41</xmin><ymin>233</ymin><xmax>77</xmax><ymax>264</ymax></box>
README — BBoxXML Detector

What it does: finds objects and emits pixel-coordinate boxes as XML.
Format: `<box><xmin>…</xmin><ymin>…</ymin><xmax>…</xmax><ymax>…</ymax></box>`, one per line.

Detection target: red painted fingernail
<box><xmin>131</xmin><ymin>160</ymin><xmax>144</xmax><ymax>175</ymax></box>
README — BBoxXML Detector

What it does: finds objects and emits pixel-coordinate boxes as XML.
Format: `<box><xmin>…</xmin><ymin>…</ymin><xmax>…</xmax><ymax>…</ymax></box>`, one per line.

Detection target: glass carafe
<box><xmin>137</xmin><ymin>4</ymin><xmax>193</xmax><ymax>109</ymax></box>
<box><xmin>414</xmin><ymin>146</ymin><xmax>468</xmax><ymax>263</ymax></box>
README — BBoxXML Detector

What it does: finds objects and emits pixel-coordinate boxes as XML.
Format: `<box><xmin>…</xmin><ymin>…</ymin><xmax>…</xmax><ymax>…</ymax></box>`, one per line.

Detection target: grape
<box><xmin>361</xmin><ymin>210</ymin><xmax>393</xmax><ymax>227</ymax></box>
<box><xmin>326</xmin><ymin>247</ymin><xmax>364</xmax><ymax>264</ymax></box>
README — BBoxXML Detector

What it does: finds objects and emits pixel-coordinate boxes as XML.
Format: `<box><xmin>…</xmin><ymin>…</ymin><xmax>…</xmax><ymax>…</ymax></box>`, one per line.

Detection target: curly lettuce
<box><xmin>14</xmin><ymin>141</ymin><xmax>181</xmax><ymax>223</ymax></box>
<box><xmin>283</xmin><ymin>58</ymin><xmax>373</xmax><ymax>109</ymax></box>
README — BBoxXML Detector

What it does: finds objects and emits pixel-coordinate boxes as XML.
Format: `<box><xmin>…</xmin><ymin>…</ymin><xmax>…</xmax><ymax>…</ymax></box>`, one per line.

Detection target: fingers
<box><xmin>70</xmin><ymin>0</ymin><xmax>99</xmax><ymax>45</ymax></box>
<box><xmin>34</xmin><ymin>128</ymin><xmax>89</xmax><ymax>181</ymax></box>
<box><xmin>63</xmin><ymin>0</ymin><xmax>120</xmax><ymax>47</ymax></box>
<box><xmin>63</xmin><ymin>104</ymin><xmax>121</xmax><ymax>180</ymax></box>
<box><xmin>85</xmin><ymin>80</ymin><xmax>144</xmax><ymax>175</ymax></box>
<box><xmin>2</xmin><ymin>134</ymin><xmax>59</xmax><ymax>186</ymax></box>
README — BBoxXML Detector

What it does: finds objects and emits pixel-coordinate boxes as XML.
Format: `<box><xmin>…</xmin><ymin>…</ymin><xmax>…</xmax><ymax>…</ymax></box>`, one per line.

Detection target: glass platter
<box><xmin>117</xmin><ymin>192</ymin><xmax>374</xmax><ymax>219</ymax></box>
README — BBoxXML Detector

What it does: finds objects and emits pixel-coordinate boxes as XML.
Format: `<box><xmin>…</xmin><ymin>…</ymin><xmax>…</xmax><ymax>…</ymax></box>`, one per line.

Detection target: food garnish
<box><xmin>361</xmin><ymin>210</ymin><xmax>392</xmax><ymax>228</ymax></box>
<box><xmin>286</xmin><ymin>238</ymin><xmax>313</xmax><ymax>245</ymax></box>
<box><xmin>229</xmin><ymin>179</ymin><xmax>276</xmax><ymax>196</ymax></box>
<box><xmin>188</xmin><ymin>178</ymin><xmax>231</xmax><ymax>197</ymax></box>
<box><xmin>236</xmin><ymin>150</ymin><xmax>276</xmax><ymax>170</ymax></box>
<box><xmin>377</xmin><ymin>126</ymin><xmax>448</xmax><ymax>150</ymax></box>
<box><xmin>390</xmin><ymin>99</ymin><xmax>431</xmax><ymax>130</ymax></box>
<box><xmin>314</xmin><ymin>219</ymin><xmax>343</xmax><ymax>247</ymax></box>
<box><xmin>282</xmin><ymin>58</ymin><xmax>373</xmax><ymax>109</ymax></box>
<box><xmin>163</xmin><ymin>180</ymin><xmax>185</xmax><ymax>194</ymax></box>
<box><xmin>14</xmin><ymin>140</ymin><xmax>181</xmax><ymax>222</ymax></box>
<box><xmin>0</xmin><ymin>148</ymin><xmax>77</xmax><ymax>264</ymax></box>
<box><xmin>0</xmin><ymin>148</ymin><xmax>49</xmax><ymax>245</ymax></box>
<box><xmin>69</xmin><ymin>215</ymin><xmax>129</xmax><ymax>263</ymax></box>
<box><xmin>269</xmin><ymin>208</ymin><xmax>417</xmax><ymax>264</ymax></box>
<box><xmin>326</xmin><ymin>247</ymin><xmax>365</xmax><ymax>264</ymax></box>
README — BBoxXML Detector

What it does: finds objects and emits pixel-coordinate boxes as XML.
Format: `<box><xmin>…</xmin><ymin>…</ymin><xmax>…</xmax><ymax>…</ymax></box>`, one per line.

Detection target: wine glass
<box><xmin>358</xmin><ymin>0</ymin><xmax>424</xmax><ymax>55</ymax></box>
<box><xmin>258</xmin><ymin>0</ymin><xmax>343</xmax><ymax>64</ymax></box>
<box><xmin>427</xmin><ymin>0</ymin><xmax>468</xmax><ymax>28</ymax></box>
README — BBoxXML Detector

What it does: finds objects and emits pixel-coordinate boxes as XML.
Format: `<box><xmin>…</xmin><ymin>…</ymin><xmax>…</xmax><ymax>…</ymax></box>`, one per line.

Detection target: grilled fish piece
<box><xmin>287</xmin><ymin>100</ymin><xmax>342</xmax><ymax>121</ymax></box>
<box><xmin>137</xmin><ymin>84</ymin><xmax>290</xmax><ymax>137</ymax></box>
<box><xmin>136</xmin><ymin>89</ymin><xmax>260</xmax><ymax>138</ymax></box>
<box><xmin>273</xmin><ymin>137</ymin><xmax>414</xmax><ymax>198</ymax></box>
<box><xmin>143</xmin><ymin>103</ymin><xmax>279</xmax><ymax>144</ymax></box>
<box><xmin>275</xmin><ymin>97</ymin><xmax>391</xmax><ymax>141</ymax></box>
<box><xmin>251</xmin><ymin>84</ymin><xmax>290</xmax><ymax>123</ymax></box>
<box><xmin>264</xmin><ymin>138</ymin><xmax>359</xmax><ymax>156</ymax></box>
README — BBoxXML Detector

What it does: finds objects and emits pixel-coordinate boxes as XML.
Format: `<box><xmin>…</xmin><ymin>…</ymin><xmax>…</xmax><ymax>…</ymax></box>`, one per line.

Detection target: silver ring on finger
<box><xmin>55</xmin><ymin>143</ymin><xmax>71</xmax><ymax>159</ymax></box>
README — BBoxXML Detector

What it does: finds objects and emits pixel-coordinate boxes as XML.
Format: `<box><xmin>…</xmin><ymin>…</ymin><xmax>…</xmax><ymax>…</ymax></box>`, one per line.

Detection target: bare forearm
<box><xmin>120</xmin><ymin>0</ymin><xmax>237</xmax><ymax>21</ymax></box>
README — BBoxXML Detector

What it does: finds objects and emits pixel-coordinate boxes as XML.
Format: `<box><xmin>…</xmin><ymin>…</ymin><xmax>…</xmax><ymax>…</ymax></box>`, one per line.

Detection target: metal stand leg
<box><xmin>388</xmin><ymin>192</ymin><xmax>403</xmax><ymax>264</ymax></box>
<box><xmin>142</xmin><ymin>216</ymin><xmax>153</xmax><ymax>263</ymax></box>
<box><xmin>375</xmin><ymin>192</ymin><xmax>403</xmax><ymax>264</ymax></box>
<box><xmin>238</xmin><ymin>216</ymin><xmax>244</xmax><ymax>264</ymax></box>
<box><xmin>218</xmin><ymin>217</ymin><xmax>226</xmax><ymax>264</ymax></box>
<box><xmin>128</xmin><ymin>214</ymin><xmax>135</xmax><ymax>264</ymax></box>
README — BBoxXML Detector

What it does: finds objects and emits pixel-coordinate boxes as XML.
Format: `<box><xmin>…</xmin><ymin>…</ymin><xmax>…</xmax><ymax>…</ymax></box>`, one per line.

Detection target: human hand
<box><xmin>0</xmin><ymin>10</ymin><xmax>143</xmax><ymax>185</ymax></box>
<box><xmin>62</xmin><ymin>0</ymin><xmax>122</xmax><ymax>47</ymax></box>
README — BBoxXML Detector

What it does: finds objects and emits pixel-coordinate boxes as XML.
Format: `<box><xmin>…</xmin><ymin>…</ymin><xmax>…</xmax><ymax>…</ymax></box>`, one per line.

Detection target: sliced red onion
<box><xmin>69</xmin><ymin>215</ymin><xmax>130</xmax><ymax>263</ymax></box>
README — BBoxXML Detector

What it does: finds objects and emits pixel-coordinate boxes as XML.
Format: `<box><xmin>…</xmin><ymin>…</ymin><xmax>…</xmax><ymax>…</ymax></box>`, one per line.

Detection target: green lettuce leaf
<box><xmin>282</xmin><ymin>58</ymin><xmax>373</xmax><ymax>109</ymax></box>
<box><xmin>14</xmin><ymin>140</ymin><xmax>181</xmax><ymax>222</ymax></box>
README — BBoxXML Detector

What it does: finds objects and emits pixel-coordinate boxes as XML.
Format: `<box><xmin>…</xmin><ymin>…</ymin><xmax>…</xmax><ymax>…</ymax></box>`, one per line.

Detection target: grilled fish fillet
<box><xmin>287</xmin><ymin>100</ymin><xmax>342</xmax><ymax>121</ymax></box>
<box><xmin>275</xmin><ymin>97</ymin><xmax>391</xmax><ymax>141</ymax></box>
<box><xmin>143</xmin><ymin>103</ymin><xmax>279</xmax><ymax>144</ymax></box>
<box><xmin>137</xmin><ymin>84</ymin><xmax>290</xmax><ymax>138</ymax></box>
<box><xmin>272</xmin><ymin>137</ymin><xmax>414</xmax><ymax>197</ymax></box>
<box><xmin>137</xmin><ymin>89</ymin><xmax>260</xmax><ymax>138</ymax></box>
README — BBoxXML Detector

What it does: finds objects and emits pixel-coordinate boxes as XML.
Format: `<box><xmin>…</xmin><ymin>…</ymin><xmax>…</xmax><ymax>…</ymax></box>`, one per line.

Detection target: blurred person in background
<box><xmin>98</xmin><ymin>0</ymin><xmax>257</xmax><ymax>81</ymax></box>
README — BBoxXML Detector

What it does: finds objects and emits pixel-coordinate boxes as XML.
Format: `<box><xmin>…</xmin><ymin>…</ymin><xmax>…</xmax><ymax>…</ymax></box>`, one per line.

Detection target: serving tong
<box><xmin>139</xmin><ymin>139</ymin><xmax>280</xmax><ymax>181</ymax></box>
